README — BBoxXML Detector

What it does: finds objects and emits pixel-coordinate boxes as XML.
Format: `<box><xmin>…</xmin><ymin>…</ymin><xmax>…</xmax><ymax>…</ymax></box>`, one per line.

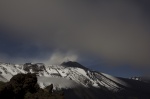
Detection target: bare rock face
<box><xmin>23</xmin><ymin>63</ymin><xmax>45</xmax><ymax>72</ymax></box>
<box><xmin>61</xmin><ymin>61</ymin><xmax>88</xmax><ymax>70</ymax></box>
<box><xmin>45</xmin><ymin>84</ymin><xmax>53</xmax><ymax>93</ymax></box>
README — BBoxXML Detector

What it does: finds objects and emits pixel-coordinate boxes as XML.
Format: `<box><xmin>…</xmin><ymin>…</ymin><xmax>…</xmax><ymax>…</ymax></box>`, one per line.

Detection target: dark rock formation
<box><xmin>61</xmin><ymin>61</ymin><xmax>88</xmax><ymax>70</ymax></box>
<box><xmin>23</xmin><ymin>63</ymin><xmax>45</xmax><ymax>72</ymax></box>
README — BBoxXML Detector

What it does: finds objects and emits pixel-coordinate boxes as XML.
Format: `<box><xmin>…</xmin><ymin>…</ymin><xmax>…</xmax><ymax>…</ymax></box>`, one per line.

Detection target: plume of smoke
<box><xmin>44</xmin><ymin>51</ymin><xmax>78</xmax><ymax>65</ymax></box>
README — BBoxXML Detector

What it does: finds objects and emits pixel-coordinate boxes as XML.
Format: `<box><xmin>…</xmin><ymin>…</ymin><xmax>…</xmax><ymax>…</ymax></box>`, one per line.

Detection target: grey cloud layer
<box><xmin>0</xmin><ymin>0</ymin><xmax>150</xmax><ymax>66</ymax></box>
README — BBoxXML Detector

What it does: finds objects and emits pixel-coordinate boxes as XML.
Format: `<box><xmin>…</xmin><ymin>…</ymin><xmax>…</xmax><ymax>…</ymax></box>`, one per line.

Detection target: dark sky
<box><xmin>0</xmin><ymin>0</ymin><xmax>150</xmax><ymax>77</ymax></box>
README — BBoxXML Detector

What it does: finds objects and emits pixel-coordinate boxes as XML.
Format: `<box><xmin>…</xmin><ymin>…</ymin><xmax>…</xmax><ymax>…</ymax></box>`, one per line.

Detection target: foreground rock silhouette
<box><xmin>0</xmin><ymin>73</ymin><xmax>64</xmax><ymax>99</ymax></box>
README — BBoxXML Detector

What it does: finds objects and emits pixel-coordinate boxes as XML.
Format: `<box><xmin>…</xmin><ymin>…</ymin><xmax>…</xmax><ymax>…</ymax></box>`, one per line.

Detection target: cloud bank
<box><xmin>0</xmin><ymin>0</ymin><xmax>150</xmax><ymax>67</ymax></box>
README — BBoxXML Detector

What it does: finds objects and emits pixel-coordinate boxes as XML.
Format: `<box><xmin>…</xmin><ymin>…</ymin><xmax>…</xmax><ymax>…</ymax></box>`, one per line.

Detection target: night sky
<box><xmin>0</xmin><ymin>0</ymin><xmax>150</xmax><ymax>77</ymax></box>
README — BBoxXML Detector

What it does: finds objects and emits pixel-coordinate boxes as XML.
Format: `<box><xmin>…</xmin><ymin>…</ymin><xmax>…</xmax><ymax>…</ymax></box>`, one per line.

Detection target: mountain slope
<box><xmin>0</xmin><ymin>61</ymin><xmax>150</xmax><ymax>99</ymax></box>
<box><xmin>0</xmin><ymin>62</ymin><xmax>128</xmax><ymax>91</ymax></box>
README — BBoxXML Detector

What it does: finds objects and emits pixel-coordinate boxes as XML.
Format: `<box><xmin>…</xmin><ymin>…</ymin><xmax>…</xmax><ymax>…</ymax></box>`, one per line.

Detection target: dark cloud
<box><xmin>0</xmin><ymin>0</ymin><xmax>150</xmax><ymax>67</ymax></box>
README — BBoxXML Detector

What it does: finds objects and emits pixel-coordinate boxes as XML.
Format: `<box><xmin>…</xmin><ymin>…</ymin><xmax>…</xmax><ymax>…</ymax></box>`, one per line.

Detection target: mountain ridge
<box><xmin>0</xmin><ymin>61</ymin><xmax>128</xmax><ymax>90</ymax></box>
<box><xmin>0</xmin><ymin>61</ymin><xmax>150</xmax><ymax>99</ymax></box>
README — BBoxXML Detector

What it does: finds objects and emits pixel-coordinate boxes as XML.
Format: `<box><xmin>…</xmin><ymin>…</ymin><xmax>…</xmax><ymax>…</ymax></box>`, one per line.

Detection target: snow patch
<box><xmin>38</xmin><ymin>76</ymin><xmax>81</xmax><ymax>89</ymax></box>
<box><xmin>101</xmin><ymin>73</ymin><xmax>128</xmax><ymax>86</ymax></box>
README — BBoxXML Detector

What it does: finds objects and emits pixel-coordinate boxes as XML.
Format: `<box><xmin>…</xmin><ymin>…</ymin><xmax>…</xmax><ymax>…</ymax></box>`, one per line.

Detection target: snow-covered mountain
<box><xmin>0</xmin><ymin>61</ymin><xmax>150</xmax><ymax>99</ymax></box>
<box><xmin>0</xmin><ymin>61</ymin><xmax>128</xmax><ymax>91</ymax></box>
<box><xmin>131</xmin><ymin>76</ymin><xmax>150</xmax><ymax>83</ymax></box>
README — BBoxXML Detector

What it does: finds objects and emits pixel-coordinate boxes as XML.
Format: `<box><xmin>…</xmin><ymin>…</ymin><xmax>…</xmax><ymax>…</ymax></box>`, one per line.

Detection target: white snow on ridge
<box><xmin>75</xmin><ymin>68</ymin><xmax>88</xmax><ymax>78</ymax></box>
<box><xmin>38</xmin><ymin>76</ymin><xmax>80</xmax><ymax>89</ymax></box>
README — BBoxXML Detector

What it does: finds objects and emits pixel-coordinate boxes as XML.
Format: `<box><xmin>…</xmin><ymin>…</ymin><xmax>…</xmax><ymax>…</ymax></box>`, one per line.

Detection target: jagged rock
<box><xmin>23</xmin><ymin>63</ymin><xmax>45</xmax><ymax>72</ymax></box>
<box><xmin>45</xmin><ymin>84</ymin><xmax>53</xmax><ymax>93</ymax></box>
<box><xmin>0</xmin><ymin>73</ymin><xmax>39</xmax><ymax>99</ymax></box>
